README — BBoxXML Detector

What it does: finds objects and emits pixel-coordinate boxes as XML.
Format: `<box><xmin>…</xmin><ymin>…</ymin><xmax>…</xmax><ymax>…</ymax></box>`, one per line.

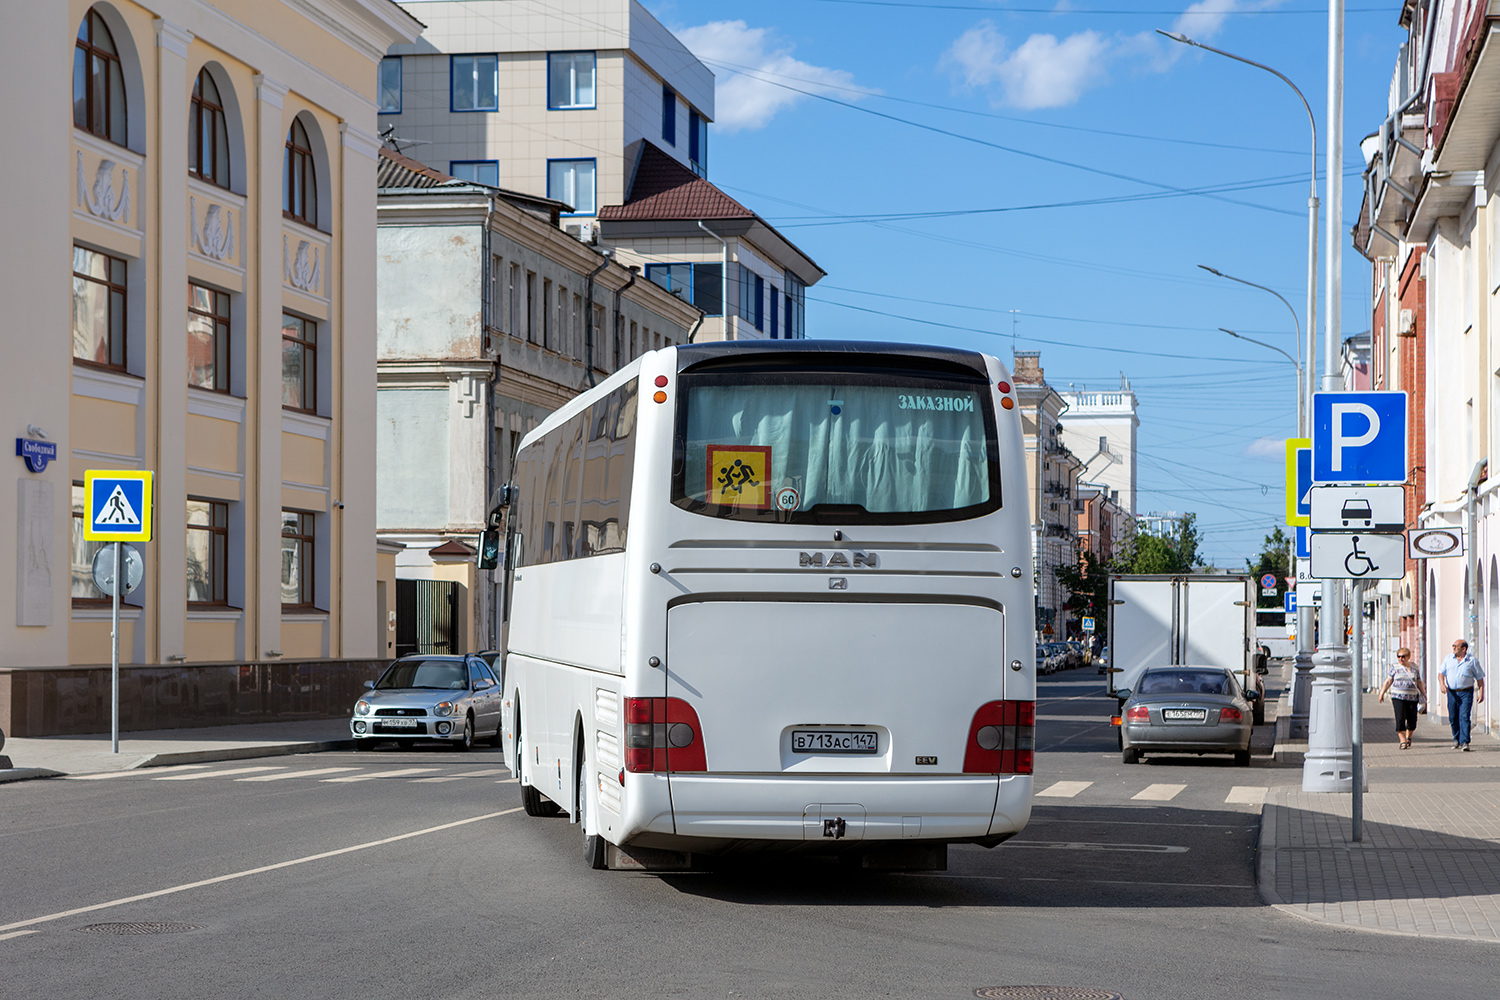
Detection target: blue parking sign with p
<box><xmin>1311</xmin><ymin>392</ymin><xmax>1407</xmax><ymax>484</ymax></box>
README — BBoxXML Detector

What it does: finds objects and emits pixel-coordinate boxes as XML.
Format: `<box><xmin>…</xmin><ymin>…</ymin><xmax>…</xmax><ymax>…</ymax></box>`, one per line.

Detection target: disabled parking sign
<box><xmin>84</xmin><ymin>470</ymin><xmax>153</xmax><ymax>542</ymax></box>
<box><xmin>1311</xmin><ymin>392</ymin><xmax>1407</xmax><ymax>484</ymax></box>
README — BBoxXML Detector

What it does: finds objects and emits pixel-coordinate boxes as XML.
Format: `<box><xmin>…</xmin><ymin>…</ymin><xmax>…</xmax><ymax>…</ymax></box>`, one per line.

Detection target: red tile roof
<box><xmin>598</xmin><ymin>142</ymin><xmax>755</xmax><ymax>222</ymax></box>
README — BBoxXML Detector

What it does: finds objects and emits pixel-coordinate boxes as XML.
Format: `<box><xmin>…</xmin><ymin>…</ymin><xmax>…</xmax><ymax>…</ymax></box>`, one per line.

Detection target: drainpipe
<box><xmin>686</xmin><ymin>312</ymin><xmax>705</xmax><ymax>344</ymax></box>
<box><xmin>480</xmin><ymin>199</ymin><xmax>498</xmax><ymax>651</ymax></box>
<box><xmin>1466</xmin><ymin>458</ymin><xmax>1487</xmax><ymax>648</ymax></box>
<box><xmin>697</xmin><ymin>220</ymin><xmax>728</xmax><ymax>340</ymax></box>
<box><xmin>583</xmin><ymin>251</ymin><xmax>611</xmax><ymax>387</ymax></box>
<box><xmin>611</xmin><ymin>264</ymin><xmax>638</xmax><ymax>367</ymax></box>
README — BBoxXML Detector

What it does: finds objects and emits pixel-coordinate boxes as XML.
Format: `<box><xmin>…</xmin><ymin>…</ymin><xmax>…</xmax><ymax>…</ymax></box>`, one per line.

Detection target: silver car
<box><xmin>1117</xmin><ymin>665</ymin><xmax>1254</xmax><ymax>766</ymax></box>
<box><xmin>350</xmin><ymin>655</ymin><xmax>504</xmax><ymax>751</ymax></box>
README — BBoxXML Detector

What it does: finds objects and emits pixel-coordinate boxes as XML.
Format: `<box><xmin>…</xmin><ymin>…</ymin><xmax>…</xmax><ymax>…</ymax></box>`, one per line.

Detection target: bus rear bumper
<box><xmin>655</xmin><ymin>773</ymin><xmax>1032</xmax><ymax>847</ymax></box>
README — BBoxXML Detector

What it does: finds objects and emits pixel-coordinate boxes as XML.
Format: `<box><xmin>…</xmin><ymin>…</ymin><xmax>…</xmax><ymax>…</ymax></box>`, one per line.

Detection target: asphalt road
<box><xmin>3</xmin><ymin>670</ymin><xmax>1496</xmax><ymax>1000</ymax></box>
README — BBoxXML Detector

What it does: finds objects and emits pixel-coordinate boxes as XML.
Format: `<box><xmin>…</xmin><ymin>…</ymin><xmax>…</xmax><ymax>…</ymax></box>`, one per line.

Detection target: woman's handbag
<box><xmin>1418</xmin><ymin>696</ymin><xmax>1428</xmax><ymax>714</ymax></box>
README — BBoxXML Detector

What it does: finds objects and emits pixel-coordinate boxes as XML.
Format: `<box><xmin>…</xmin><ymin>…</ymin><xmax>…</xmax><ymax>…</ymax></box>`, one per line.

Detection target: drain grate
<box><xmin>75</xmin><ymin>922</ymin><xmax>203</xmax><ymax>935</ymax></box>
<box><xmin>976</xmin><ymin>990</ymin><xmax>1124</xmax><ymax>1000</ymax></box>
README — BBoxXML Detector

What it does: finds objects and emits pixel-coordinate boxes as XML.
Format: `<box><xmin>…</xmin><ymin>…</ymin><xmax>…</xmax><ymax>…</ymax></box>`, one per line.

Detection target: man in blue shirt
<box><xmin>1438</xmin><ymin>639</ymin><xmax>1486</xmax><ymax>750</ymax></box>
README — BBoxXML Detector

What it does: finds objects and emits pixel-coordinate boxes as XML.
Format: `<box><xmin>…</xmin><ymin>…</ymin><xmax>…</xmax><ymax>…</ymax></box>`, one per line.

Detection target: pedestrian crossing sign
<box><xmin>84</xmin><ymin>470</ymin><xmax>153</xmax><ymax>542</ymax></box>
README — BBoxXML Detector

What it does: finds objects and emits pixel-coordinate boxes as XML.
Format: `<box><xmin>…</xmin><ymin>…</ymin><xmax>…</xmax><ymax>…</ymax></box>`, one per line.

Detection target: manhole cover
<box><xmin>976</xmin><ymin>990</ymin><xmax>1123</xmax><ymax>1000</ymax></box>
<box><xmin>75</xmin><ymin>922</ymin><xmax>203</xmax><ymax>935</ymax></box>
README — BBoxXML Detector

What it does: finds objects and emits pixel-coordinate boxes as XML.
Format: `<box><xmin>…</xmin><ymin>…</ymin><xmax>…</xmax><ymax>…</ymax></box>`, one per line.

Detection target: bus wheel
<box><xmin>579</xmin><ymin>755</ymin><xmax>607</xmax><ymax>870</ymax></box>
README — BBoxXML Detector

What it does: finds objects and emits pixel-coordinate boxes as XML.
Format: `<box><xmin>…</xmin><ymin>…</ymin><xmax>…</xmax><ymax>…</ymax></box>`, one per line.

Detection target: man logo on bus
<box><xmin>706</xmin><ymin>445</ymin><xmax>772</xmax><ymax>508</ymax></box>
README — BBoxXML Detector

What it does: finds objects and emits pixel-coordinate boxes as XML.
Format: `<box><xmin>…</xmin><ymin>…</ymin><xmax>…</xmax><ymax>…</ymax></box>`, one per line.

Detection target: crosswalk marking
<box><xmin>411</xmin><ymin>776</ymin><xmax>467</xmax><ymax>783</ymax></box>
<box><xmin>236</xmin><ymin>767</ymin><xmax>359</xmax><ymax>782</ymax></box>
<box><xmin>1225</xmin><ymin>786</ymin><xmax>1268</xmax><ymax>805</ymax></box>
<box><xmin>1036</xmin><ymin>780</ymin><xmax>1093</xmax><ymax>798</ymax></box>
<box><xmin>321</xmin><ymin>767</ymin><xmax>439</xmax><ymax>783</ymax></box>
<box><xmin>447</xmin><ymin>769</ymin><xmax>508</xmax><ymax>778</ymax></box>
<box><xmin>1131</xmin><ymin>783</ymin><xmax>1186</xmax><ymax>801</ymax></box>
<box><xmin>70</xmin><ymin>764</ymin><xmax>211</xmax><ymax>780</ymax></box>
<box><xmin>155</xmin><ymin>765</ymin><xmax>285</xmax><ymax>781</ymax></box>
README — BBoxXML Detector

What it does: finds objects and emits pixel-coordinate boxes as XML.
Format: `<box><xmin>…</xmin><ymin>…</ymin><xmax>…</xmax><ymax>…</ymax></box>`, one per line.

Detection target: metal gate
<box><xmin>395</xmin><ymin>579</ymin><xmax>459</xmax><ymax>657</ymax></box>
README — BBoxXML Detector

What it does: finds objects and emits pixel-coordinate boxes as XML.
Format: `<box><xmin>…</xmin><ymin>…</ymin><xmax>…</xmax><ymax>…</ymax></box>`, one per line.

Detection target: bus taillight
<box><xmin>624</xmin><ymin>697</ymin><xmax>706</xmax><ymax>773</ymax></box>
<box><xmin>962</xmin><ymin>700</ymin><xmax>1035</xmax><ymax>775</ymax></box>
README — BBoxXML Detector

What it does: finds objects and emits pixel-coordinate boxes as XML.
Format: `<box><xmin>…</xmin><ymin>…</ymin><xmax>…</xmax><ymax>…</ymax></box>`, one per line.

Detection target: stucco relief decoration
<box><xmin>190</xmin><ymin>196</ymin><xmax>236</xmax><ymax>262</ymax></box>
<box><xmin>283</xmin><ymin>236</ymin><xmax>322</xmax><ymax>294</ymax></box>
<box><xmin>76</xmin><ymin>151</ymin><xmax>130</xmax><ymax>224</ymax></box>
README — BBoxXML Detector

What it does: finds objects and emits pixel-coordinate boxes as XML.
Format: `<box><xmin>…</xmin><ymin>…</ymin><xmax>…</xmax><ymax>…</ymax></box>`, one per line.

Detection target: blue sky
<box><xmin>646</xmin><ymin>0</ymin><xmax>1404</xmax><ymax>567</ymax></box>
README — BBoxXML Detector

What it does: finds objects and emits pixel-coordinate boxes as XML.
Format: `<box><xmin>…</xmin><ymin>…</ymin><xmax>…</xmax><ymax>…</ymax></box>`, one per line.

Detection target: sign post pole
<box><xmin>111</xmin><ymin>540</ymin><xmax>120</xmax><ymax>754</ymax></box>
<box><xmin>1350</xmin><ymin>580</ymin><xmax>1364</xmax><ymax>841</ymax></box>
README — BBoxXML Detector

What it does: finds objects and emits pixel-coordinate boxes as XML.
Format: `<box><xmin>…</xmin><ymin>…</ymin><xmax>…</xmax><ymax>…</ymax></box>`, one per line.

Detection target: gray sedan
<box><xmin>350</xmin><ymin>655</ymin><xmax>504</xmax><ymax>751</ymax></box>
<box><xmin>1117</xmin><ymin>666</ymin><xmax>1254</xmax><ymax>766</ymax></box>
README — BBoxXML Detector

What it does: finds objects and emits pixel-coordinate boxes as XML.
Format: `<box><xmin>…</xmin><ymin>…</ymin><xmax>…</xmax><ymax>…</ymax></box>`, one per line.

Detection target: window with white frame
<box><xmin>450</xmin><ymin>160</ymin><xmax>499</xmax><ymax>186</ymax></box>
<box><xmin>548</xmin><ymin>158</ymin><xmax>596</xmax><ymax>215</ymax></box>
<box><xmin>452</xmin><ymin>54</ymin><xmax>498</xmax><ymax>111</ymax></box>
<box><xmin>548</xmin><ymin>52</ymin><xmax>596</xmax><ymax>109</ymax></box>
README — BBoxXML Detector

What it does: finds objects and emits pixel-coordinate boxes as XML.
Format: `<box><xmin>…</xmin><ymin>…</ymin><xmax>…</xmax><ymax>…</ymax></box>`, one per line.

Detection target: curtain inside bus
<box><xmin>677</xmin><ymin>379</ymin><xmax>995</xmax><ymax>519</ymax></box>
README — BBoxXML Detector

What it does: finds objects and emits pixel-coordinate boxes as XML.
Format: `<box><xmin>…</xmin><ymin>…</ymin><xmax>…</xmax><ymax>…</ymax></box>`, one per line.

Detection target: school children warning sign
<box><xmin>706</xmin><ymin>445</ymin><xmax>771</xmax><ymax>508</ymax></box>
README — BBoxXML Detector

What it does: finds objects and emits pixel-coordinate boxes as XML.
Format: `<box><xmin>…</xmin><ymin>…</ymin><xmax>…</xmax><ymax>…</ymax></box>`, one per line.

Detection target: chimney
<box><xmin>1012</xmin><ymin>350</ymin><xmax>1043</xmax><ymax>385</ymax></box>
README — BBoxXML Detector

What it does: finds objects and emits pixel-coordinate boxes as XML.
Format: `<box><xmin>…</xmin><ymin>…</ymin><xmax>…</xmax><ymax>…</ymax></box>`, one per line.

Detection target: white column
<box><xmin>254</xmin><ymin>75</ymin><xmax>288</xmax><ymax>658</ymax></box>
<box><xmin>338</xmin><ymin>122</ymin><xmax>382</xmax><ymax>659</ymax></box>
<box><xmin>154</xmin><ymin>18</ymin><xmax>193</xmax><ymax>662</ymax></box>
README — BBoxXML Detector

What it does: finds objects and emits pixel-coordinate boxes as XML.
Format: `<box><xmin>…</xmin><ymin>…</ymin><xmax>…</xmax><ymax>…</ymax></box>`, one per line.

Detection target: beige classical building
<box><xmin>1012</xmin><ymin>352</ymin><xmax>1083</xmax><ymax>640</ymax></box>
<box><xmin>0</xmin><ymin>0</ymin><xmax>420</xmax><ymax>736</ymax></box>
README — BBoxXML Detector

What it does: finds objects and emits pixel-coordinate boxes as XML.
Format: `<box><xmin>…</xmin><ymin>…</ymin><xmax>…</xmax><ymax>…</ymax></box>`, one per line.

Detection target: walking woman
<box><xmin>1377</xmin><ymin>647</ymin><xmax>1427</xmax><ymax>749</ymax></box>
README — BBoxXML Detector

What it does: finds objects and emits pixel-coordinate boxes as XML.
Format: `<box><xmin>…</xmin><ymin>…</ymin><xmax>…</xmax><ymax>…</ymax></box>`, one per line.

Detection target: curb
<box><xmin>0</xmin><ymin>768</ymin><xmax>65</xmax><ymax>785</ymax></box>
<box><xmin>1255</xmin><ymin>797</ymin><xmax>1283</xmax><ymax>907</ymax></box>
<box><xmin>129</xmin><ymin>739</ymin><xmax>357</xmax><ymax>769</ymax></box>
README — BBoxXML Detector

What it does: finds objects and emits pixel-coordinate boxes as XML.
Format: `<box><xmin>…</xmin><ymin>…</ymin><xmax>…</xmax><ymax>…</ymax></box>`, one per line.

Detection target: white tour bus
<box><xmin>498</xmin><ymin>341</ymin><xmax>1035</xmax><ymax>871</ymax></box>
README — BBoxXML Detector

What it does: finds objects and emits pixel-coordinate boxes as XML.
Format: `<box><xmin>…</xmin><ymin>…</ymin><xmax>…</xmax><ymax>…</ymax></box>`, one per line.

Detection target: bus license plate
<box><xmin>1161</xmin><ymin>709</ymin><xmax>1206</xmax><ymax>721</ymax></box>
<box><xmin>792</xmin><ymin>730</ymin><xmax>878</xmax><ymax>754</ymax></box>
<box><xmin>382</xmin><ymin>719</ymin><xmax>419</xmax><ymax>729</ymax></box>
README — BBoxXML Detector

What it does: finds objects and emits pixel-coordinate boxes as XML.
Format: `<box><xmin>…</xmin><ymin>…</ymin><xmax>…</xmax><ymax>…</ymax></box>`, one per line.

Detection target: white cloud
<box><xmin>941</xmin><ymin>2</ymin><xmax>1258</xmax><ymax>109</ymax></box>
<box><xmin>941</xmin><ymin>21</ymin><xmax>1111</xmax><ymax>109</ymax></box>
<box><xmin>1243</xmin><ymin>436</ymin><xmax>1285</xmax><ymax>458</ymax></box>
<box><xmin>675</xmin><ymin>20</ymin><xmax>866</xmax><ymax>133</ymax></box>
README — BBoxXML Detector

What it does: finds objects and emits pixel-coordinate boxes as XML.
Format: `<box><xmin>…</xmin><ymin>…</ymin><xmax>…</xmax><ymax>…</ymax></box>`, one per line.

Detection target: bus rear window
<box><xmin>672</xmin><ymin>370</ymin><xmax>1001</xmax><ymax>524</ymax></box>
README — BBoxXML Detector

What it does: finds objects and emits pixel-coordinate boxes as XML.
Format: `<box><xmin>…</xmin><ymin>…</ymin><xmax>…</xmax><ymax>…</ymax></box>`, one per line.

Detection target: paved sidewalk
<box><xmin>0</xmin><ymin>718</ymin><xmax>353</xmax><ymax>782</ymax></box>
<box><xmin>1262</xmin><ymin>684</ymin><xmax>1500</xmax><ymax>943</ymax></box>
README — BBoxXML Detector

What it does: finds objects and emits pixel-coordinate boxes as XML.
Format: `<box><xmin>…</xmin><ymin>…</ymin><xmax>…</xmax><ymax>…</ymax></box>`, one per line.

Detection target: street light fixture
<box><xmin>1159</xmin><ymin>30</ymin><xmax>1318</xmax><ymax>450</ymax></box>
<box><xmin>1200</xmin><ymin>266</ymin><xmax>1304</xmax><ymax>432</ymax></box>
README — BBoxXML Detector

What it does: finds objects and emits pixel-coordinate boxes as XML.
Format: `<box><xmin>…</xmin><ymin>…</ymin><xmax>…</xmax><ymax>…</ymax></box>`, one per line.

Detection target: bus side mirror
<box><xmin>477</xmin><ymin>528</ymin><xmax>501</xmax><ymax>570</ymax></box>
<box><xmin>487</xmin><ymin>484</ymin><xmax>515</xmax><ymax>527</ymax></box>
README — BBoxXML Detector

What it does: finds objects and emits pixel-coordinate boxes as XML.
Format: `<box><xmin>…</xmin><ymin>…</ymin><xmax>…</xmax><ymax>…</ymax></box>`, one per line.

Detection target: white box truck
<box><xmin>1106</xmin><ymin>574</ymin><xmax>1267</xmax><ymax>725</ymax></box>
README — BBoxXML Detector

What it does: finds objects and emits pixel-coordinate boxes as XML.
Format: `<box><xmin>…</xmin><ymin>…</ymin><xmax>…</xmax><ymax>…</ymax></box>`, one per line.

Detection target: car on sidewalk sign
<box><xmin>1114</xmin><ymin>665</ymin><xmax>1255</xmax><ymax>766</ymax></box>
<box><xmin>349</xmin><ymin>654</ymin><xmax>505</xmax><ymax>751</ymax></box>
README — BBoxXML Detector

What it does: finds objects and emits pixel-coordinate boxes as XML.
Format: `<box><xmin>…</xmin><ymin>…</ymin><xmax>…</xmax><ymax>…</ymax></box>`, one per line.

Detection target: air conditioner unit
<box><xmin>564</xmin><ymin>222</ymin><xmax>597</xmax><ymax>245</ymax></box>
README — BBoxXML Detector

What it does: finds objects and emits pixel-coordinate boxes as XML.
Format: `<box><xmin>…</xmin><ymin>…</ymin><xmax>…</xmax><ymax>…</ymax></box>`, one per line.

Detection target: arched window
<box><xmin>283</xmin><ymin>118</ymin><xmax>317</xmax><ymax>226</ymax></box>
<box><xmin>190</xmin><ymin>69</ymin><xmax>230</xmax><ymax>188</ymax></box>
<box><xmin>73</xmin><ymin>9</ymin><xmax>126</xmax><ymax>145</ymax></box>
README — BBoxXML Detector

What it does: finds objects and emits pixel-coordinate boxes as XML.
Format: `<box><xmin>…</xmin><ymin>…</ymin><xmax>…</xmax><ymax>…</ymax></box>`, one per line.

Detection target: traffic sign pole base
<box><xmin>1302</xmin><ymin>644</ymin><xmax>1354</xmax><ymax>792</ymax></box>
<box><xmin>1287</xmin><ymin>644</ymin><xmax>1315</xmax><ymax>738</ymax></box>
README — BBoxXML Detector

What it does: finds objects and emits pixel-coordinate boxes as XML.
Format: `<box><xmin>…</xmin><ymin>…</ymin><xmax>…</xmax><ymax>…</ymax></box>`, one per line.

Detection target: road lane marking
<box><xmin>1035</xmin><ymin>780</ymin><xmax>1093</xmax><ymax>798</ymax></box>
<box><xmin>1225</xmin><ymin>785</ymin><xmax>1268</xmax><ymax>805</ymax></box>
<box><xmin>236</xmin><ymin>768</ymin><xmax>359</xmax><ymax>782</ymax></box>
<box><xmin>1005</xmin><ymin>841</ymin><xmax>1187</xmax><ymax>854</ymax></box>
<box><xmin>321</xmin><ymin>767</ymin><xmax>438</xmax><ymax>782</ymax></box>
<box><xmin>69</xmin><ymin>765</ymin><xmax>211</xmax><ymax>780</ymax></box>
<box><xmin>154</xmin><ymin>766</ymin><xmax>286</xmax><ymax>781</ymax></box>
<box><xmin>0</xmin><ymin>931</ymin><xmax>38</xmax><ymax>942</ymax></box>
<box><xmin>446</xmin><ymin>769</ymin><xmax>509</xmax><ymax>777</ymax></box>
<box><xmin>0</xmin><ymin>807</ymin><xmax>524</xmax><ymax>936</ymax></box>
<box><xmin>411</xmin><ymin>776</ymin><xmax>467</xmax><ymax>783</ymax></box>
<box><xmin>1131</xmin><ymin>783</ymin><xmax>1186</xmax><ymax>801</ymax></box>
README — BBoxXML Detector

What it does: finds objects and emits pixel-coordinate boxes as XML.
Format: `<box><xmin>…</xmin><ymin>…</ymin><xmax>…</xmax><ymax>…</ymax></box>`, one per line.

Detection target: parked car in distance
<box><xmin>1116</xmin><ymin>665</ymin><xmax>1255</xmax><ymax>766</ymax></box>
<box><xmin>1063</xmin><ymin>641</ymin><xmax>1086</xmax><ymax>670</ymax></box>
<box><xmin>1035</xmin><ymin>644</ymin><xmax>1052</xmax><ymax>676</ymax></box>
<box><xmin>350</xmin><ymin>654</ymin><xmax>504</xmax><ymax>751</ymax></box>
<box><xmin>1043</xmin><ymin>642</ymin><xmax>1068</xmax><ymax>674</ymax></box>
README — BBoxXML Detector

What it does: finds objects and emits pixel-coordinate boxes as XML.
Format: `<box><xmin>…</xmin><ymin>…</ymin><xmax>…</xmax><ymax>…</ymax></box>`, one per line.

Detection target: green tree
<box><xmin>1245</xmin><ymin>525</ymin><xmax>1291</xmax><ymax>609</ymax></box>
<box><xmin>1115</xmin><ymin>513</ymin><xmax>1201</xmax><ymax>574</ymax></box>
<box><xmin>1057</xmin><ymin>550</ymin><xmax>1110</xmax><ymax>634</ymax></box>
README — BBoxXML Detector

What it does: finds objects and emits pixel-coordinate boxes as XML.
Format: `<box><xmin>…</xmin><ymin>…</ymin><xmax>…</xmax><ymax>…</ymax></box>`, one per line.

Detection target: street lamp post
<box><xmin>1162</xmin><ymin>29</ymin><xmax>1321</xmax><ymax>739</ymax></box>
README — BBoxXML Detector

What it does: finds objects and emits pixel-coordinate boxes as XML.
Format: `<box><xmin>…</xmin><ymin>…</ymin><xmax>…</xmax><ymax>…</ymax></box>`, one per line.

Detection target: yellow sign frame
<box><xmin>1285</xmin><ymin>438</ymin><xmax>1310</xmax><ymax>528</ymax></box>
<box><xmin>84</xmin><ymin>469</ymin><xmax>154</xmax><ymax>542</ymax></box>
